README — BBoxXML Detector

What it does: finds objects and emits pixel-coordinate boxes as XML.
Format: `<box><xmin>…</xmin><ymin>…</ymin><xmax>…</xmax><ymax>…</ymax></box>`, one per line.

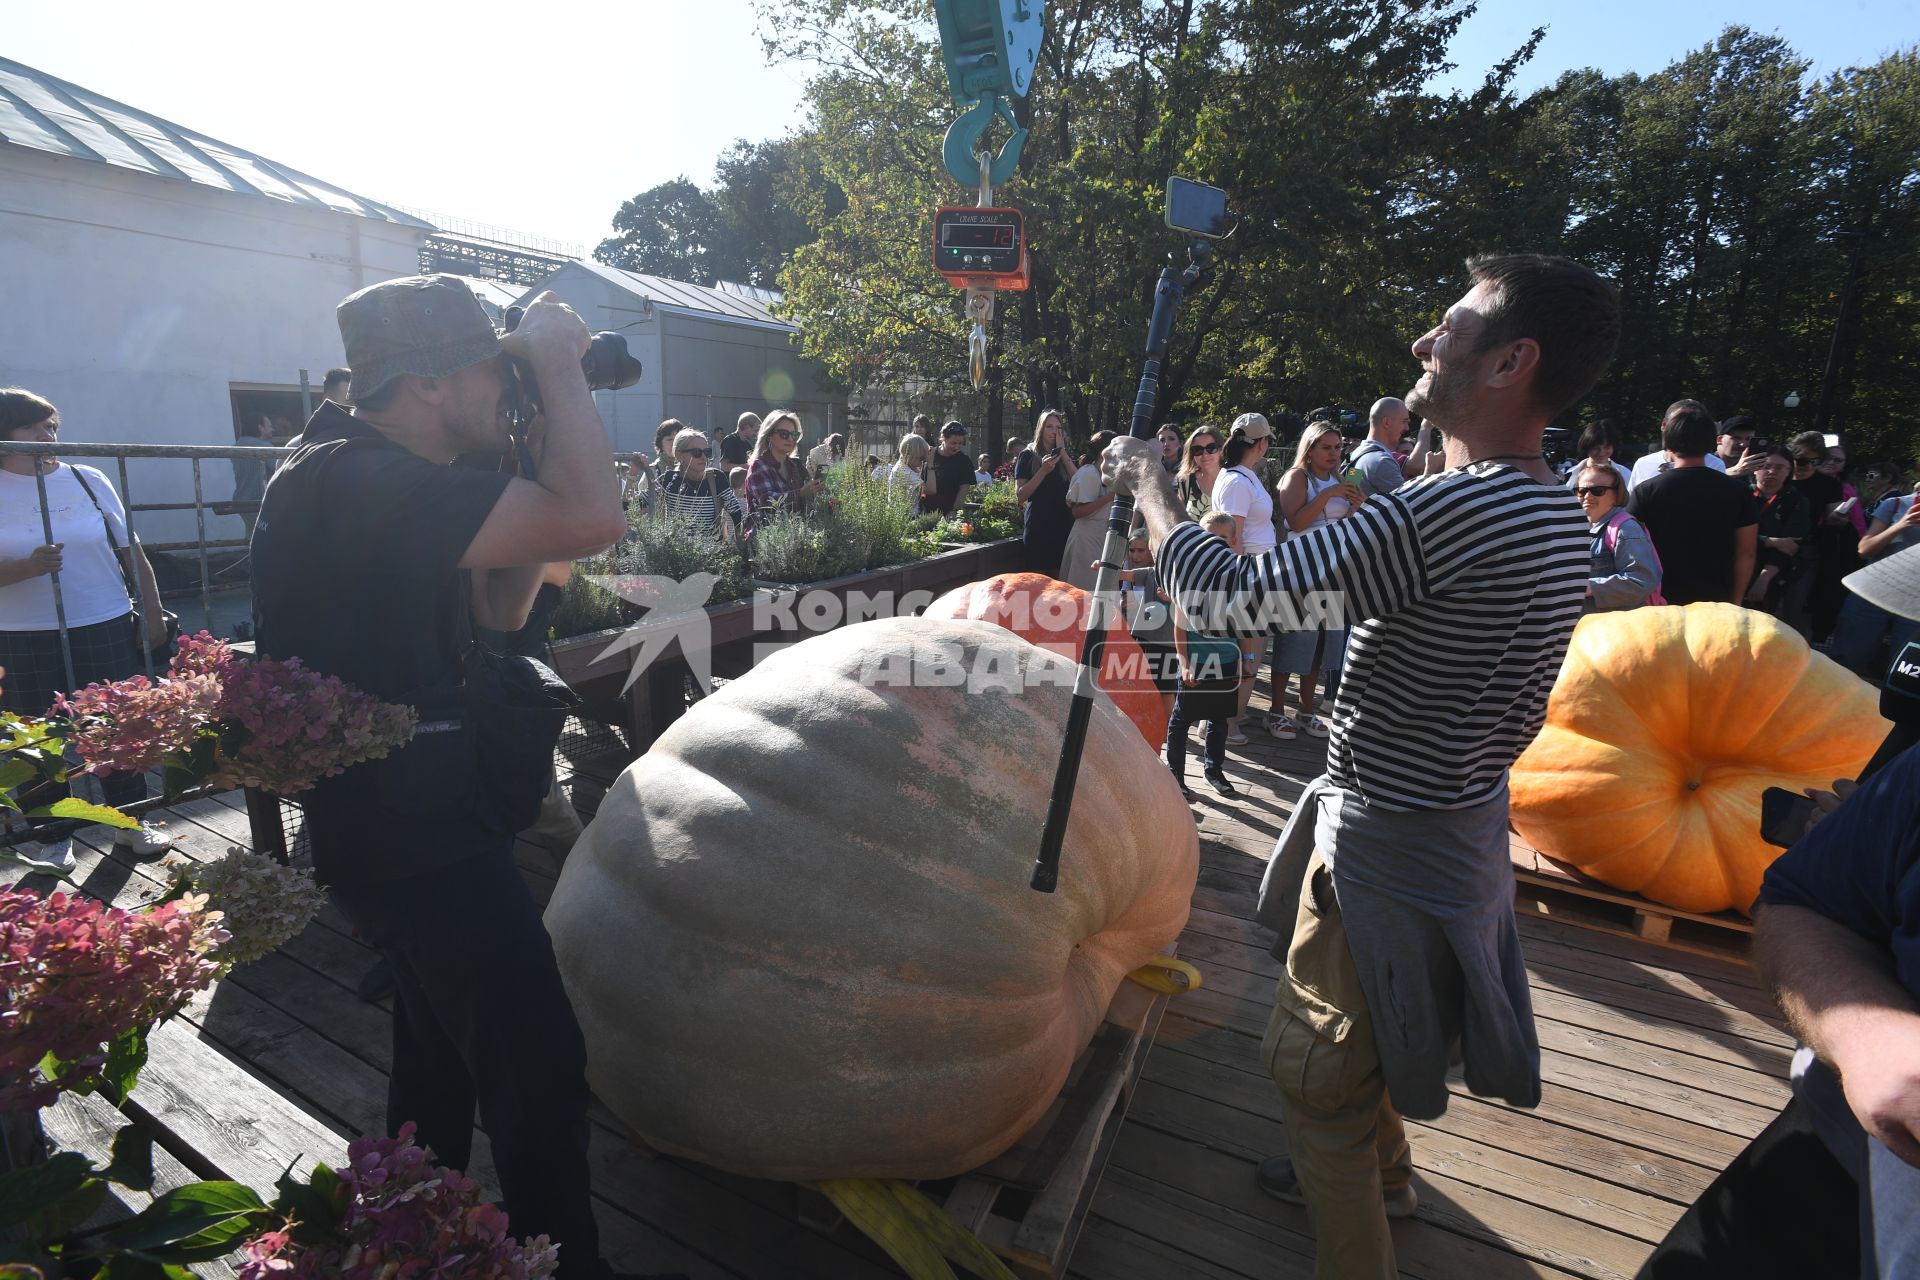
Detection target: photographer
<box><xmin>251</xmin><ymin>278</ymin><xmax>665</xmax><ymax>1280</ymax></box>
<box><xmin>1106</xmin><ymin>253</ymin><xmax>1618</xmax><ymax>1280</ymax></box>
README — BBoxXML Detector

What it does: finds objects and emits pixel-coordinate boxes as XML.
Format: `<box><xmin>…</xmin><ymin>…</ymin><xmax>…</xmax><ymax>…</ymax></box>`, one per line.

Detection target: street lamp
<box><xmin>1784</xmin><ymin>391</ymin><xmax>1802</xmax><ymax>410</ymax></box>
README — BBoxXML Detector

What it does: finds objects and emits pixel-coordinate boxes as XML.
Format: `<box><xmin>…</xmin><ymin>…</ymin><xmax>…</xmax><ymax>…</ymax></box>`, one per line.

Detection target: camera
<box><xmin>498</xmin><ymin>305</ymin><xmax>644</xmax><ymax>421</ymax></box>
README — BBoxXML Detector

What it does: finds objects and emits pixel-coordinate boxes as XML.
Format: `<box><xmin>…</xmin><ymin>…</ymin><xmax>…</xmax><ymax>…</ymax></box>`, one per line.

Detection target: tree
<box><xmin>597</xmin><ymin>178</ymin><xmax>731</xmax><ymax>282</ymax></box>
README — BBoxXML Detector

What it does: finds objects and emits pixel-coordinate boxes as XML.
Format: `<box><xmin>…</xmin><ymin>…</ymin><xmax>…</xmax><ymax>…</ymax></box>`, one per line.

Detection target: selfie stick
<box><xmin>1030</xmin><ymin>238</ymin><xmax>1214</xmax><ymax>892</ymax></box>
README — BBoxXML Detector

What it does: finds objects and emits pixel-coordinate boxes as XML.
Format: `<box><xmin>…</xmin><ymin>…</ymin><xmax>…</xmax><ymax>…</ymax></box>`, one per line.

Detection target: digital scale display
<box><xmin>932</xmin><ymin>206</ymin><xmax>1027</xmax><ymax>284</ymax></box>
<box><xmin>941</xmin><ymin>222</ymin><xmax>1017</xmax><ymax>250</ymax></box>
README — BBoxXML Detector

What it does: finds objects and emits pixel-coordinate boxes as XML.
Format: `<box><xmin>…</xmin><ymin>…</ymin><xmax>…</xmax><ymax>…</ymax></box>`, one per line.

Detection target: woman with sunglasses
<box><xmin>1808</xmin><ymin>437</ymin><xmax>1867</xmax><ymax>642</ymax></box>
<box><xmin>744</xmin><ymin>410</ymin><xmax>823</xmax><ymax>538</ymax></box>
<box><xmin>1783</xmin><ymin>431</ymin><xmax>1846</xmax><ymax>636</ymax></box>
<box><xmin>1746</xmin><ymin>445</ymin><xmax>1814</xmax><ymax>613</ymax></box>
<box><xmin>1573</xmin><ymin>459</ymin><xmax>1661</xmax><ymax>611</ymax></box>
<box><xmin>1175</xmin><ymin>425</ymin><xmax>1224</xmax><ymax>521</ymax></box>
<box><xmin>652</xmin><ymin>427</ymin><xmax>744</xmax><ymax>538</ymax></box>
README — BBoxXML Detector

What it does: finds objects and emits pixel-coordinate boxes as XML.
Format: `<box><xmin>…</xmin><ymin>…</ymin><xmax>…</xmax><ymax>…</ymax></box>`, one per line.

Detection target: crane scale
<box><xmin>932</xmin><ymin>0</ymin><xmax>1042</xmax><ymax>388</ymax></box>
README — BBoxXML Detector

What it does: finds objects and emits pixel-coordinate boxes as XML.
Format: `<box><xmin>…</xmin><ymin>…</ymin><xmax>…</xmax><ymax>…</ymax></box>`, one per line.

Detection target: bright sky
<box><xmin>5</xmin><ymin>0</ymin><xmax>1915</xmax><ymax>250</ymax></box>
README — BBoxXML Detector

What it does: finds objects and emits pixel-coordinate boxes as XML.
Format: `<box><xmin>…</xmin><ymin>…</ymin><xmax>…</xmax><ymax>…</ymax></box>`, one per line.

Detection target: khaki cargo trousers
<box><xmin>1260</xmin><ymin>853</ymin><xmax>1412</xmax><ymax>1280</ymax></box>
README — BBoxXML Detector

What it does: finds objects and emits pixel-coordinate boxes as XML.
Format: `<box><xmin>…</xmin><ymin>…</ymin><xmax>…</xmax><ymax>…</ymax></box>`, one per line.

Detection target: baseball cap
<box><xmin>1843</xmin><ymin>543</ymin><xmax>1920</xmax><ymax>623</ymax></box>
<box><xmin>337</xmin><ymin>275</ymin><xmax>500</xmax><ymax>403</ymax></box>
<box><xmin>1230</xmin><ymin>412</ymin><xmax>1272</xmax><ymax>440</ymax></box>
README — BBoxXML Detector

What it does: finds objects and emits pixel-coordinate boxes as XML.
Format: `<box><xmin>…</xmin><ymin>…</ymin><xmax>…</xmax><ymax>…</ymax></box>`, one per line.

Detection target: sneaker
<box><xmin>1267</xmin><ymin>714</ymin><xmax>1300</xmax><ymax>740</ymax></box>
<box><xmin>1305</xmin><ymin>716</ymin><xmax>1331</xmax><ymax>739</ymax></box>
<box><xmin>10</xmin><ymin>837</ymin><xmax>76</xmax><ymax>875</ymax></box>
<box><xmin>111</xmin><ymin>821</ymin><xmax>174</xmax><ymax>860</ymax></box>
<box><xmin>1203</xmin><ymin>767</ymin><xmax>1238</xmax><ymax>797</ymax></box>
<box><xmin>1224</xmin><ymin>722</ymin><xmax>1249</xmax><ymax>746</ymax></box>
<box><xmin>1256</xmin><ymin>1154</ymin><xmax>1417</xmax><ymax>1218</ymax></box>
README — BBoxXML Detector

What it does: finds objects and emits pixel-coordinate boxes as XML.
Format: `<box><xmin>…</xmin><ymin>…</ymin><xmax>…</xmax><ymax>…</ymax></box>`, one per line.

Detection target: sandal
<box><xmin>1305</xmin><ymin>716</ymin><xmax>1330</xmax><ymax>739</ymax></box>
<box><xmin>1267</xmin><ymin>714</ymin><xmax>1299</xmax><ymax>740</ymax></box>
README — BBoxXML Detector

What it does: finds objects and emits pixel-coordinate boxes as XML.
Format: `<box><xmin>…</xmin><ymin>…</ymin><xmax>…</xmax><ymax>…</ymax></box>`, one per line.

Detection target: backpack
<box><xmin>1601</xmin><ymin>509</ymin><xmax>1667</xmax><ymax>607</ymax></box>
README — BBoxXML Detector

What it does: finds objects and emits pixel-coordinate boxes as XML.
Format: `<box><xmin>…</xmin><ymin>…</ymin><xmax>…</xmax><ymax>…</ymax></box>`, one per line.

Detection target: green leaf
<box><xmin>26</xmin><ymin>797</ymin><xmax>138</xmax><ymax>830</ymax></box>
<box><xmin>99</xmin><ymin>1182</ymin><xmax>267</xmax><ymax>1263</ymax></box>
<box><xmin>93</xmin><ymin>1256</ymin><xmax>193</xmax><ymax>1280</ymax></box>
<box><xmin>0</xmin><ymin>758</ymin><xmax>37</xmax><ymax>793</ymax></box>
<box><xmin>0</xmin><ymin>1154</ymin><xmax>95</xmax><ymax>1229</ymax></box>
<box><xmin>103</xmin><ymin>1126</ymin><xmax>155</xmax><ymax>1193</ymax></box>
<box><xmin>99</xmin><ymin>1030</ymin><xmax>151</xmax><ymax>1106</ymax></box>
<box><xmin>272</xmin><ymin>1161</ymin><xmax>342</xmax><ymax>1246</ymax></box>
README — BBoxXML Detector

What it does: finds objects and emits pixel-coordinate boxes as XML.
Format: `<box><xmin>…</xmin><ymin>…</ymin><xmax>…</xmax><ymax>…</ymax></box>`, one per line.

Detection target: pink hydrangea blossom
<box><xmin>0</xmin><ymin>888</ymin><xmax>228</xmax><ymax>1113</ymax></box>
<box><xmin>237</xmin><ymin>1124</ymin><xmax>559</xmax><ymax>1280</ymax></box>
<box><xmin>55</xmin><ymin>633</ymin><xmax>416</xmax><ymax>796</ymax></box>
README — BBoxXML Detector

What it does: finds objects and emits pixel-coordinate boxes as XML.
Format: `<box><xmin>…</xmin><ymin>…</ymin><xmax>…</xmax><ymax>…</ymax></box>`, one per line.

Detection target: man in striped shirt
<box><xmin>1104</xmin><ymin>253</ymin><xmax>1619</xmax><ymax>1279</ymax></box>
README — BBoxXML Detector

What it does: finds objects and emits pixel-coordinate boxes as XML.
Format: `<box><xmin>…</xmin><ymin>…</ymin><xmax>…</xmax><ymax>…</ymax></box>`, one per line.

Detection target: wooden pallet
<box><xmin>798</xmin><ymin>967</ymin><xmax>1172</xmax><ymax>1280</ymax></box>
<box><xmin>1509</xmin><ymin>834</ymin><xmax>1753</xmax><ymax>964</ymax></box>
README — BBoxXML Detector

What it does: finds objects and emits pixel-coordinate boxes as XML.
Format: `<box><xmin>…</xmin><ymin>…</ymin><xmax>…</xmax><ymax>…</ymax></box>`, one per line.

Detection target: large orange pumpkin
<box><xmin>544</xmin><ymin>616</ymin><xmax>1198</xmax><ymax>1181</ymax></box>
<box><xmin>926</xmin><ymin>572</ymin><xmax>1167</xmax><ymax>749</ymax></box>
<box><xmin>1510</xmin><ymin>603</ymin><xmax>1888</xmax><ymax>915</ymax></box>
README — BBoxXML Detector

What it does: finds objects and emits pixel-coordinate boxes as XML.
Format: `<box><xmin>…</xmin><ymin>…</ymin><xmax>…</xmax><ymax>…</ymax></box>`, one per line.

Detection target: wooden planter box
<box><xmin>546</xmin><ymin>539</ymin><xmax>1022</xmax><ymax>755</ymax></box>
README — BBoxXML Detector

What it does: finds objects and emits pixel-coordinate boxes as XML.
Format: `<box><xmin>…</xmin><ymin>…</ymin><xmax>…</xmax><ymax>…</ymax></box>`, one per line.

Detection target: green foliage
<box><xmin>548</xmin><ymin>560</ymin><xmax>629</xmax><ymax>640</ymax></box>
<box><xmin>749</xmin><ymin>513</ymin><xmax>848</xmax><ymax>584</ymax></box>
<box><xmin>616</xmin><ymin>510</ymin><xmax>752</xmax><ymax>605</ymax></box>
<box><xmin>725</xmin><ymin>5</ymin><xmax>1917</xmax><ymax>461</ymax></box>
<box><xmin>598</xmin><ymin>138</ymin><xmax>846</xmax><ymax>286</ymax></box>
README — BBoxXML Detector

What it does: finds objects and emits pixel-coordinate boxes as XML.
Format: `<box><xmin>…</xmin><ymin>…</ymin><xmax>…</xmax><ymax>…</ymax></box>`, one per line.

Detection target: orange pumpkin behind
<box><xmin>926</xmin><ymin>572</ymin><xmax>1167</xmax><ymax>749</ymax></box>
<box><xmin>1510</xmin><ymin>604</ymin><xmax>1888</xmax><ymax>915</ymax></box>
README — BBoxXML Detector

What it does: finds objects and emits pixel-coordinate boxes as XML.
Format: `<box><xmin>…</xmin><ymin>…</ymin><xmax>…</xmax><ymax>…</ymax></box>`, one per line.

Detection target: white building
<box><xmin>0</xmin><ymin>55</ymin><xmax>431</xmax><ymax>544</ymax></box>
<box><xmin>521</xmin><ymin>261</ymin><xmax>847</xmax><ymax>457</ymax></box>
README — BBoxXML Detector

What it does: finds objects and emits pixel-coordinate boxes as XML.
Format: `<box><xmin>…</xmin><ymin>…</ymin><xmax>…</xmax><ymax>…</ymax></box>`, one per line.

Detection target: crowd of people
<box><xmin>5</xmin><ymin>255</ymin><xmax>1918</xmax><ymax>1280</ymax></box>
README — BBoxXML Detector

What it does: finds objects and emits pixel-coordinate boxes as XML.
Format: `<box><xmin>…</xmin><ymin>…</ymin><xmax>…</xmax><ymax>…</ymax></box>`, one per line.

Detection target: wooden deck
<box><xmin>21</xmin><ymin>690</ymin><xmax>1792</xmax><ymax>1280</ymax></box>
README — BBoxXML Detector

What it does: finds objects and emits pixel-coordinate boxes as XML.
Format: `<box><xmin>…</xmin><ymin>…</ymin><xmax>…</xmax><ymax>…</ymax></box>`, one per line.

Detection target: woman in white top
<box><xmin>873</xmin><ymin>433</ymin><xmax>932</xmax><ymax>512</ymax></box>
<box><xmin>0</xmin><ymin>389</ymin><xmax>173</xmax><ymax>867</ymax></box>
<box><xmin>1059</xmin><ymin>432</ymin><xmax>1116</xmax><ymax>590</ymax></box>
<box><xmin>1268</xmin><ymin>419</ymin><xmax>1367</xmax><ymax>740</ymax></box>
<box><xmin>1208</xmin><ymin>413</ymin><xmax>1278</xmax><ymax>742</ymax></box>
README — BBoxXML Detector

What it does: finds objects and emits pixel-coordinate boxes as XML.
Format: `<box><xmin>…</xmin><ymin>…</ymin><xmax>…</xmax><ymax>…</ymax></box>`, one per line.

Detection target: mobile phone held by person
<box><xmin>1759</xmin><ymin>786</ymin><xmax>1817</xmax><ymax>848</ymax></box>
<box><xmin>1340</xmin><ymin>465</ymin><xmax>1370</xmax><ymax>495</ymax></box>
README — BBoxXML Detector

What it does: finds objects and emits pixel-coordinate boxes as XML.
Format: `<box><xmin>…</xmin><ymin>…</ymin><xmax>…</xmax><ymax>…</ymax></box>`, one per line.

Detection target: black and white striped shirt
<box><xmin>651</xmin><ymin>469</ymin><xmax>744</xmax><ymax>534</ymax></box>
<box><xmin>1160</xmin><ymin>462</ymin><xmax>1588</xmax><ymax>810</ymax></box>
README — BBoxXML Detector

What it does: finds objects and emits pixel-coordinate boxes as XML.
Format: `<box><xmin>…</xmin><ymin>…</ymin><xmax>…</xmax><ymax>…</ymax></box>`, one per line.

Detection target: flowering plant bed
<box><xmin>55</xmin><ymin>633</ymin><xmax>416</xmax><ymax>797</ymax></box>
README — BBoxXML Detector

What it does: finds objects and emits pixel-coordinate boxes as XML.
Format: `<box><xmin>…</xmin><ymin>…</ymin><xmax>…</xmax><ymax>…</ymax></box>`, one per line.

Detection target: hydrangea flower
<box><xmin>237</xmin><ymin>1124</ymin><xmax>559</xmax><ymax>1280</ymax></box>
<box><xmin>0</xmin><ymin>889</ymin><xmax>228</xmax><ymax>1113</ymax></box>
<box><xmin>55</xmin><ymin>633</ymin><xmax>416</xmax><ymax>796</ymax></box>
<box><xmin>184</xmin><ymin>848</ymin><xmax>329</xmax><ymax>969</ymax></box>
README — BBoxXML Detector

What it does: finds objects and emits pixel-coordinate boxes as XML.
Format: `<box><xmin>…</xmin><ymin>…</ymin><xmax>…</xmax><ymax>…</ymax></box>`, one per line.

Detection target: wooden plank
<box><xmin>1101</xmin><ymin>1125</ymin><xmax>1597</xmax><ymax>1280</ymax></box>
<box><xmin>40</xmin><ymin>1091</ymin><xmax>242</xmax><ymax>1280</ymax></box>
<box><xmin>1125</xmin><ymin>1071</ymin><xmax>1682</xmax><ymax>1248</ymax></box>
<box><xmin>1142</xmin><ymin>1041</ymin><xmax>1718</xmax><ymax>1210</ymax></box>
<box><xmin>128</xmin><ymin>1019</ymin><xmax>345</xmax><ymax>1196</ymax></box>
<box><xmin>1152</xmin><ymin>1009</ymin><xmax>1752</xmax><ymax>1171</ymax></box>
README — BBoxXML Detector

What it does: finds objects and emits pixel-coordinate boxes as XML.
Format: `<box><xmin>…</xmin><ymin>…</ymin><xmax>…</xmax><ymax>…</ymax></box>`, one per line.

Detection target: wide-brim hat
<box><xmin>1843</xmin><ymin>543</ymin><xmax>1920</xmax><ymax>624</ymax></box>
<box><xmin>337</xmin><ymin>275</ymin><xmax>501</xmax><ymax>402</ymax></box>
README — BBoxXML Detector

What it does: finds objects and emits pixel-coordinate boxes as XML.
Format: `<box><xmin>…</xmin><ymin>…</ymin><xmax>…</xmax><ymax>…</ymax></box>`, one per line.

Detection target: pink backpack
<box><xmin>1602</xmin><ymin>509</ymin><xmax>1667</xmax><ymax>607</ymax></box>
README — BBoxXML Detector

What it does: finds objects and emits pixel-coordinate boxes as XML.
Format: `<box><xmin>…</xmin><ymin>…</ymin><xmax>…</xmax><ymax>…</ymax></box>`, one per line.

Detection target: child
<box><xmin>728</xmin><ymin>467</ymin><xmax>749</xmax><ymax>505</ymax></box>
<box><xmin>1164</xmin><ymin>512</ymin><xmax>1244</xmax><ymax>799</ymax></box>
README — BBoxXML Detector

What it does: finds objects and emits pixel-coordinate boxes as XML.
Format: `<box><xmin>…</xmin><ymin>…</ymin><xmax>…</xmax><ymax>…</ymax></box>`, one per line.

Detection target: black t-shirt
<box><xmin>253</xmin><ymin>402</ymin><xmax>511</xmax><ymax>884</ymax></box>
<box><xmin>1627</xmin><ymin>466</ymin><xmax>1759</xmax><ymax>605</ymax></box>
<box><xmin>719</xmin><ymin>433</ymin><xmax>751</xmax><ymax>469</ymax></box>
<box><xmin>926</xmin><ymin>448</ymin><xmax>975</xmax><ymax>514</ymax></box>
